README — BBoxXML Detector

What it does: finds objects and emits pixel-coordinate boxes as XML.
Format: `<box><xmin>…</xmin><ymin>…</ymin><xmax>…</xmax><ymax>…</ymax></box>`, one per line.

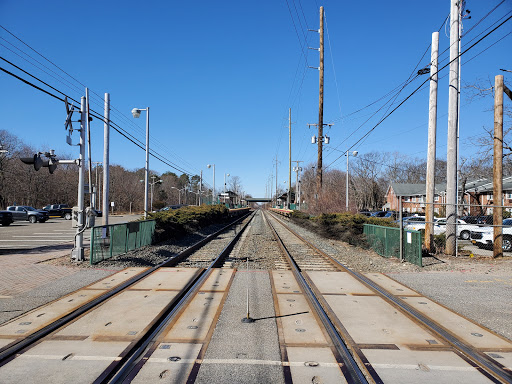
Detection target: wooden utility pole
<box><xmin>288</xmin><ymin>108</ymin><xmax>292</xmax><ymax>209</ymax></box>
<box><xmin>316</xmin><ymin>6</ymin><xmax>324</xmax><ymax>197</ymax></box>
<box><xmin>274</xmin><ymin>156</ymin><xmax>279</xmax><ymax>207</ymax></box>
<box><xmin>425</xmin><ymin>32</ymin><xmax>439</xmax><ymax>253</ymax></box>
<box><xmin>445</xmin><ymin>0</ymin><xmax>460</xmax><ymax>255</ymax></box>
<box><xmin>493</xmin><ymin>75</ymin><xmax>504</xmax><ymax>258</ymax></box>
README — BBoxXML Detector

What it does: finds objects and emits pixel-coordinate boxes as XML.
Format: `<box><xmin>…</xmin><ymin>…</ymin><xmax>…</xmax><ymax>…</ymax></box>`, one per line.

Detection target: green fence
<box><xmin>90</xmin><ymin>220</ymin><xmax>156</xmax><ymax>265</ymax></box>
<box><xmin>363</xmin><ymin>224</ymin><xmax>422</xmax><ymax>267</ymax></box>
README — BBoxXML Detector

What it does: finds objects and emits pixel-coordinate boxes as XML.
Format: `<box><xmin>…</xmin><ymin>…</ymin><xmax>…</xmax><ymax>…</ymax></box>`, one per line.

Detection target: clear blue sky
<box><xmin>1</xmin><ymin>0</ymin><xmax>511</xmax><ymax>197</ymax></box>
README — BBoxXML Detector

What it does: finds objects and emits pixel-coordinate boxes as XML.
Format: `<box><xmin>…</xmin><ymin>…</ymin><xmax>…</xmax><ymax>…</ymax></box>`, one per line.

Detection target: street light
<box><xmin>132</xmin><ymin>107</ymin><xmax>149</xmax><ymax>219</ymax></box>
<box><xmin>207</xmin><ymin>164</ymin><xmax>215</xmax><ymax>204</ymax></box>
<box><xmin>346</xmin><ymin>150</ymin><xmax>358</xmax><ymax>211</ymax></box>
<box><xmin>224</xmin><ymin>173</ymin><xmax>230</xmax><ymax>204</ymax></box>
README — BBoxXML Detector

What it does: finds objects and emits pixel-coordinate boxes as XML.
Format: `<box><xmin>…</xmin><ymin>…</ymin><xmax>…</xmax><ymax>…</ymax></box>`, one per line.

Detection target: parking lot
<box><xmin>0</xmin><ymin>215</ymin><xmax>141</xmax><ymax>252</ymax></box>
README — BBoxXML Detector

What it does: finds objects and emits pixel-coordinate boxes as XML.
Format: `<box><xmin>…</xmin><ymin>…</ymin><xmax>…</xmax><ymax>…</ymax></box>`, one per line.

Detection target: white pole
<box><xmin>446</xmin><ymin>0</ymin><xmax>460</xmax><ymax>255</ymax></box>
<box><xmin>72</xmin><ymin>96</ymin><xmax>86</xmax><ymax>261</ymax></box>
<box><xmin>102</xmin><ymin>93</ymin><xmax>110</xmax><ymax>227</ymax></box>
<box><xmin>425</xmin><ymin>32</ymin><xmax>439</xmax><ymax>252</ymax></box>
<box><xmin>144</xmin><ymin>107</ymin><xmax>150</xmax><ymax>219</ymax></box>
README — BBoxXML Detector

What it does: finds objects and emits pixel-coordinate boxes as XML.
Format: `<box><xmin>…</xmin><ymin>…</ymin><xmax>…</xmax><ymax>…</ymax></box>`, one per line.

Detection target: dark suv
<box><xmin>43</xmin><ymin>204</ymin><xmax>72</xmax><ymax>220</ymax></box>
<box><xmin>7</xmin><ymin>206</ymin><xmax>49</xmax><ymax>223</ymax></box>
<box><xmin>0</xmin><ymin>210</ymin><xmax>14</xmax><ymax>226</ymax></box>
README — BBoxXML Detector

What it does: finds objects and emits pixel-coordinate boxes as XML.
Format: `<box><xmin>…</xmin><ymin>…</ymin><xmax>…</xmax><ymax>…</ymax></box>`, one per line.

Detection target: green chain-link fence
<box><xmin>363</xmin><ymin>224</ymin><xmax>422</xmax><ymax>267</ymax></box>
<box><xmin>90</xmin><ymin>220</ymin><xmax>156</xmax><ymax>265</ymax></box>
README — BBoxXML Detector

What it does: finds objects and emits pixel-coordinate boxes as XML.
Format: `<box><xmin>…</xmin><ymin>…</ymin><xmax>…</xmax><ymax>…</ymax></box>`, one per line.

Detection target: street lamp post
<box><xmin>346</xmin><ymin>150</ymin><xmax>358</xmax><ymax>211</ymax></box>
<box><xmin>207</xmin><ymin>164</ymin><xmax>215</xmax><ymax>204</ymax></box>
<box><xmin>132</xmin><ymin>107</ymin><xmax>149</xmax><ymax>219</ymax></box>
<box><xmin>170</xmin><ymin>186</ymin><xmax>187</xmax><ymax>205</ymax></box>
<box><xmin>224</xmin><ymin>173</ymin><xmax>230</xmax><ymax>204</ymax></box>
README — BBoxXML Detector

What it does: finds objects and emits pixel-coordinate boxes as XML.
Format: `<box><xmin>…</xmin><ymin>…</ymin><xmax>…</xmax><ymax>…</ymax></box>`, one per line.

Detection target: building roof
<box><xmin>389</xmin><ymin>177</ymin><xmax>512</xmax><ymax>197</ymax></box>
<box><xmin>389</xmin><ymin>183</ymin><xmax>446</xmax><ymax>197</ymax></box>
<box><xmin>464</xmin><ymin>177</ymin><xmax>512</xmax><ymax>193</ymax></box>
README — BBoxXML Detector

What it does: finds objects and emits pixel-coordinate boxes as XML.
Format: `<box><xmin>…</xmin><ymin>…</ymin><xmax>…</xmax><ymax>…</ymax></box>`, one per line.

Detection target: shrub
<box><xmin>289</xmin><ymin>211</ymin><xmax>396</xmax><ymax>248</ymax></box>
<box><xmin>148</xmin><ymin>205</ymin><xmax>230</xmax><ymax>242</ymax></box>
<box><xmin>433</xmin><ymin>233</ymin><xmax>446</xmax><ymax>254</ymax></box>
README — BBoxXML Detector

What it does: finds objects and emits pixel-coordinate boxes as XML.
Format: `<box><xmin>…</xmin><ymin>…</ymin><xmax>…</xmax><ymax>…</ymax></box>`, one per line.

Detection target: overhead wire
<box><xmin>324</xmin><ymin>12</ymin><xmax>512</xmax><ymax>170</ymax></box>
<box><xmin>0</xmin><ymin>63</ymin><xmax>196</xmax><ymax>176</ymax></box>
<box><xmin>0</xmin><ymin>24</ymin><xmax>202</xmax><ymax>176</ymax></box>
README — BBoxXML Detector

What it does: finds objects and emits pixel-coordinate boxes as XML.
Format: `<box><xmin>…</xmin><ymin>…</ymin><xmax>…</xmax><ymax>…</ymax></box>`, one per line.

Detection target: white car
<box><xmin>470</xmin><ymin>218</ymin><xmax>512</xmax><ymax>251</ymax></box>
<box><xmin>403</xmin><ymin>217</ymin><xmax>444</xmax><ymax>235</ymax></box>
<box><xmin>434</xmin><ymin>218</ymin><xmax>484</xmax><ymax>240</ymax></box>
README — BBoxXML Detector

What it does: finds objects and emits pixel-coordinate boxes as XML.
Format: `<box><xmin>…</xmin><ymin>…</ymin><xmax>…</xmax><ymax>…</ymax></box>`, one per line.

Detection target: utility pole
<box><xmin>72</xmin><ymin>96</ymin><xmax>86</xmax><ymax>261</ymax></box>
<box><xmin>103</xmin><ymin>93</ymin><xmax>110</xmax><ymax>226</ymax></box>
<box><xmin>445</xmin><ymin>0</ymin><xmax>460</xmax><ymax>255</ymax></box>
<box><xmin>493</xmin><ymin>75</ymin><xmax>504</xmax><ymax>258</ymax></box>
<box><xmin>317</xmin><ymin>6</ymin><xmax>324</xmax><ymax>196</ymax></box>
<box><xmin>274</xmin><ymin>156</ymin><xmax>279</xmax><ymax>207</ymax></box>
<box><xmin>288</xmin><ymin>108</ymin><xmax>292</xmax><ymax>209</ymax></box>
<box><xmin>293</xmin><ymin>160</ymin><xmax>303</xmax><ymax>209</ymax></box>
<box><xmin>425</xmin><ymin>32</ymin><xmax>439</xmax><ymax>253</ymax></box>
<box><xmin>200</xmin><ymin>170</ymin><xmax>203</xmax><ymax>205</ymax></box>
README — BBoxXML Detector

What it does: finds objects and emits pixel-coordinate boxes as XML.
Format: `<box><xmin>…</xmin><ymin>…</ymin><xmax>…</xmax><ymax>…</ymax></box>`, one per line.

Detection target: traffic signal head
<box><xmin>20</xmin><ymin>152</ymin><xmax>58</xmax><ymax>173</ymax></box>
<box><xmin>20</xmin><ymin>154</ymin><xmax>43</xmax><ymax>171</ymax></box>
<box><xmin>47</xmin><ymin>158</ymin><xmax>57</xmax><ymax>174</ymax></box>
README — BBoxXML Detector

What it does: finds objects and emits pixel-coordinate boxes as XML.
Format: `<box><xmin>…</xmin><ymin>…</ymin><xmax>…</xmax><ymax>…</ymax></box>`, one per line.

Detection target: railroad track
<box><xmin>0</xmin><ymin>211</ymin><xmax>254</xmax><ymax>383</ymax></box>
<box><xmin>264</xmin><ymin>210</ymin><xmax>512</xmax><ymax>384</ymax></box>
<box><xmin>0</xmin><ymin>209</ymin><xmax>510</xmax><ymax>383</ymax></box>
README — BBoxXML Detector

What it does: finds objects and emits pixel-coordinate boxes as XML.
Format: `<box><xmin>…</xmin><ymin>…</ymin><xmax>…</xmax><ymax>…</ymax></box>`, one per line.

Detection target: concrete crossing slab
<box><xmin>362</xmin><ymin>348</ymin><xmax>493</xmax><ymax>384</ymax></box>
<box><xmin>287</xmin><ymin>346</ymin><xmax>347</xmax><ymax>384</ymax></box>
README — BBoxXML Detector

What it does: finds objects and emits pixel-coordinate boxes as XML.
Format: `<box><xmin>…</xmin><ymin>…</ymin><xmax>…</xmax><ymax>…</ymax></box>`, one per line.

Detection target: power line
<box><xmin>1</xmin><ymin>25</ymin><xmax>202</xmax><ymax>175</ymax></box>
<box><xmin>325</xmin><ymin>12</ymin><xmax>512</xmax><ymax>170</ymax></box>
<box><xmin>0</xmin><ymin>64</ymin><xmax>197</xmax><ymax>176</ymax></box>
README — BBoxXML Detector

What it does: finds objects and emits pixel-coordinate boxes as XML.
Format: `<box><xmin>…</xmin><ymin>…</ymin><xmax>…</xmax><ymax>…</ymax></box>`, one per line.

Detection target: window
<box><xmin>506</xmin><ymin>193</ymin><xmax>512</xmax><ymax>199</ymax></box>
<box><xmin>487</xmin><ymin>194</ymin><xmax>493</xmax><ymax>200</ymax></box>
<box><xmin>404</xmin><ymin>197</ymin><xmax>410</xmax><ymax>202</ymax></box>
<box><xmin>434</xmin><ymin>195</ymin><xmax>439</xmax><ymax>202</ymax></box>
<box><xmin>434</xmin><ymin>207</ymin><xmax>439</xmax><ymax>213</ymax></box>
<box><xmin>412</xmin><ymin>197</ymin><xmax>416</xmax><ymax>203</ymax></box>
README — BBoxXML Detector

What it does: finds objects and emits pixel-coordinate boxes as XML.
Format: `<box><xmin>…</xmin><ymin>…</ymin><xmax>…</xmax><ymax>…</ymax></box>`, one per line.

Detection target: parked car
<box><xmin>159</xmin><ymin>205</ymin><xmax>186</xmax><ymax>212</ymax></box>
<box><xmin>470</xmin><ymin>218</ymin><xmax>512</xmax><ymax>251</ymax></box>
<box><xmin>358</xmin><ymin>211</ymin><xmax>373</xmax><ymax>217</ymax></box>
<box><xmin>435</xmin><ymin>218</ymin><xmax>478</xmax><ymax>240</ymax></box>
<box><xmin>403</xmin><ymin>216</ymin><xmax>444</xmax><ymax>234</ymax></box>
<box><xmin>0</xmin><ymin>210</ymin><xmax>14</xmax><ymax>226</ymax></box>
<box><xmin>7</xmin><ymin>206</ymin><xmax>49</xmax><ymax>223</ymax></box>
<box><xmin>42</xmin><ymin>204</ymin><xmax>73</xmax><ymax>220</ymax></box>
<box><xmin>476</xmin><ymin>215</ymin><xmax>493</xmax><ymax>225</ymax></box>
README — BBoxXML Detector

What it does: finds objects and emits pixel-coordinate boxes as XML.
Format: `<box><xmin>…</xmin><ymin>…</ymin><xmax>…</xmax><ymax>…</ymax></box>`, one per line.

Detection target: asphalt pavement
<box><xmin>0</xmin><ymin>214</ymin><xmax>141</xmax><ymax>253</ymax></box>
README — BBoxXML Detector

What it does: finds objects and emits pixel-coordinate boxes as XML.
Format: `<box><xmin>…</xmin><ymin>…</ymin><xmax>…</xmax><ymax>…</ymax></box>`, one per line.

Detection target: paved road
<box><xmin>0</xmin><ymin>215</ymin><xmax>141</xmax><ymax>252</ymax></box>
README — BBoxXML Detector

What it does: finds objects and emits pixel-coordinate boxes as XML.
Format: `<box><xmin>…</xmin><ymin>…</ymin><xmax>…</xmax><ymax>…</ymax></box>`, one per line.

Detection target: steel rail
<box><xmin>269</xmin><ymin>212</ymin><xmax>512</xmax><ymax>384</ymax></box>
<box><xmin>264</xmin><ymin>211</ymin><xmax>369</xmax><ymax>384</ymax></box>
<box><xmin>103</xmin><ymin>210</ymin><xmax>256</xmax><ymax>384</ymax></box>
<box><xmin>0</xmin><ymin>211</ymin><xmax>252</xmax><ymax>366</ymax></box>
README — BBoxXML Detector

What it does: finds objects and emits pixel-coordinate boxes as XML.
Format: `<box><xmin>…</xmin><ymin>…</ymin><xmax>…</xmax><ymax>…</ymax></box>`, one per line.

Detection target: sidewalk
<box><xmin>0</xmin><ymin>246</ymin><xmax>118</xmax><ymax>324</ymax></box>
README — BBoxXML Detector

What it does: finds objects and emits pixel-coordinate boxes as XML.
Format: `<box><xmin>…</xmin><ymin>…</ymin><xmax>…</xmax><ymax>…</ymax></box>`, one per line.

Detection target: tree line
<box><xmin>0</xmin><ymin>129</ymin><xmax>222</xmax><ymax>212</ymax></box>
